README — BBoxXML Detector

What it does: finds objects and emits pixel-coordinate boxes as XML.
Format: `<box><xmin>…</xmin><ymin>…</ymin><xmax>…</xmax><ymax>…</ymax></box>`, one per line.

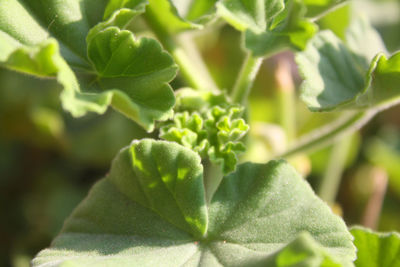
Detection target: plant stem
<box><xmin>362</xmin><ymin>167</ymin><xmax>388</xmax><ymax>229</ymax></box>
<box><xmin>144</xmin><ymin>9</ymin><xmax>218</xmax><ymax>92</ymax></box>
<box><xmin>318</xmin><ymin>136</ymin><xmax>352</xmax><ymax>204</ymax></box>
<box><xmin>231</xmin><ymin>53</ymin><xmax>263</xmax><ymax>104</ymax></box>
<box><xmin>275</xmin><ymin>56</ymin><xmax>296</xmax><ymax>143</ymax></box>
<box><xmin>277</xmin><ymin>110</ymin><xmax>377</xmax><ymax>158</ymax></box>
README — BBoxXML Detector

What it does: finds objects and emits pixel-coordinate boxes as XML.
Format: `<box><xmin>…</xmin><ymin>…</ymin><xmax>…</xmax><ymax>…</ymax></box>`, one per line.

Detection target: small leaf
<box><xmin>296</xmin><ymin>30</ymin><xmax>365</xmax><ymax>111</ymax></box>
<box><xmin>182</xmin><ymin>0</ymin><xmax>218</xmax><ymax>24</ymax></box>
<box><xmin>216</xmin><ymin>0</ymin><xmax>285</xmax><ymax>32</ymax></box>
<box><xmin>86</xmin><ymin>0</ymin><xmax>148</xmax><ymax>43</ymax></box>
<box><xmin>245</xmin><ymin>0</ymin><xmax>318</xmax><ymax>57</ymax></box>
<box><xmin>145</xmin><ymin>0</ymin><xmax>202</xmax><ymax>33</ymax></box>
<box><xmin>351</xmin><ymin>226</ymin><xmax>400</xmax><ymax>267</ymax></box>
<box><xmin>33</xmin><ymin>152</ymin><xmax>356</xmax><ymax>266</ymax></box>
<box><xmin>361</xmin><ymin>51</ymin><xmax>400</xmax><ymax>109</ymax></box>
<box><xmin>86</xmin><ymin>27</ymin><xmax>177</xmax><ymax>130</ymax></box>
<box><xmin>297</xmin><ymin>22</ymin><xmax>400</xmax><ymax>112</ymax></box>
<box><xmin>104</xmin><ymin>0</ymin><xmax>148</xmax><ymax>20</ymax></box>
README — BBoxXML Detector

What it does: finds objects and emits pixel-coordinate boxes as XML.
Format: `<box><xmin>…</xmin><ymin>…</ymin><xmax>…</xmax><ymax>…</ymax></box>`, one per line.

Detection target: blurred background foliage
<box><xmin>1</xmin><ymin>0</ymin><xmax>400</xmax><ymax>266</ymax></box>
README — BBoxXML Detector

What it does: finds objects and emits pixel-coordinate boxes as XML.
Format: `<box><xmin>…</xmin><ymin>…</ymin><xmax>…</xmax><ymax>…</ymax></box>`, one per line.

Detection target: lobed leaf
<box><xmin>351</xmin><ymin>227</ymin><xmax>400</xmax><ymax>267</ymax></box>
<box><xmin>33</xmin><ymin>139</ymin><xmax>356</xmax><ymax>266</ymax></box>
<box><xmin>296</xmin><ymin>30</ymin><xmax>365</xmax><ymax>111</ymax></box>
<box><xmin>297</xmin><ymin>15</ymin><xmax>400</xmax><ymax>113</ymax></box>
<box><xmin>0</xmin><ymin>0</ymin><xmax>177</xmax><ymax>131</ymax></box>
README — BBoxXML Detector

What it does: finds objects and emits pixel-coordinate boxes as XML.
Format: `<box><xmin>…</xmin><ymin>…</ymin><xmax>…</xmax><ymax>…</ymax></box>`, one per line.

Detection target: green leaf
<box><xmin>33</xmin><ymin>141</ymin><xmax>356</xmax><ymax>266</ymax></box>
<box><xmin>179</xmin><ymin>0</ymin><xmax>218</xmax><ymax>24</ymax></box>
<box><xmin>345</xmin><ymin>14</ymin><xmax>387</xmax><ymax>68</ymax></box>
<box><xmin>351</xmin><ymin>227</ymin><xmax>400</xmax><ymax>267</ymax></box>
<box><xmin>297</xmin><ymin>22</ymin><xmax>400</xmax><ymax>112</ymax></box>
<box><xmin>266</xmin><ymin>232</ymin><xmax>342</xmax><ymax>266</ymax></box>
<box><xmin>216</xmin><ymin>0</ymin><xmax>285</xmax><ymax>32</ymax></box>
<box><xmin>303</xmin><ymin>0</ymin><xmax>348</xmax><ymax>19</ymax></box>
<box><xmin>315</xmin><ymin>4</ymin><xmax>350</xmax><ymax>40</ymax></box>
<box><xmin>86</xmin><ymin>0</ymin><xmax>148</xmax><ymax>43</ymax></box>
<box><xmin>296</xmin><ymin>30</ymin><xmax>365</xmax><ymax>111</ymax></box>
<box><xmin>245</xmin><ymin>0</ymin><xmax>318</xmax><ymax>57</ymax></box>
<box><xmin>361</xmin><ymin>51</ymin><xmax>400</xmax><ymax>109</ymax></box>
<box><xmin>145</xmin><ymin>0</ymin><xmax>203</xmax><ymax>34</ymax></box>
<box><xmin>0</xmin><ymin>0</ymin><xmax>177</xmax><ymax>131</ymax></box>
<box><xmin>104</xmin><ymin>0</ymin><xmax>148</xmax><ymax>20</ymax></box>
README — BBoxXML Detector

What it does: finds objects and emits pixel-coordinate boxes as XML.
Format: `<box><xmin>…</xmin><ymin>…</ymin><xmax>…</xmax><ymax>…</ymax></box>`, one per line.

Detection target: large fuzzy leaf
<box><xmin>0</xmin><ymin>0</ymin><xmax>176</xmax><ymax>131</ymax></box>
<box><xmin>351</xmin><ymin>227</ymin><xmax>400</xmax><ymax>267</ymax></box>
<box><xmin>33</xmin><ymin>139</ymin><xmax>356</xmax><ymax>266</ymax></box>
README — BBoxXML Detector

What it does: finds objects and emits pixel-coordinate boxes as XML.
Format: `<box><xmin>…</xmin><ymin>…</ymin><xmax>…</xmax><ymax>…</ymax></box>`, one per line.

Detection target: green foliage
<box><xmin>245</xmin><ymin>0</ymin><xmax>318</xmax><ymax>57</ymax></box>
<box><xmin>0</xmin><ymin>0</ymin><xmax>176</xmax><ymax>131</ymax></box>
<box><xmin>297</xmin><ymin>15</ymin><xmax>400</xmax><ymax>112</ymax></box>
<box><xmin>160</xmin><ymin>89</ymin><xmax>249</xmax><ymax>174</ymax></box>
<box><xmin>33</xmin><ymin>139</ymin><xmax>355</xmax><ymax>266</ymax></box>
<box><xmin>1</xmin><ymin>0</ymin><xmax>399</xmax><ymax>266</ymax></box>
<box><xmin>216</xmin><ymin>0</ymin><xmax>285</xmax><ymax>32</ymax></box>
<box><xmin>351</xmin><ymin>227</ymin><xmax>400</xmax><ymax>267</ymax></box>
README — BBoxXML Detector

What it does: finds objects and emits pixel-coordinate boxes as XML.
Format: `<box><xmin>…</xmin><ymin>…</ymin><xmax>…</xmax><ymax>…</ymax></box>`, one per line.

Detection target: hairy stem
<box><xmin>231</xmin><ymin>53</ymin><xmax>263</xmax><ymax>104</ymax></box>
<box><xmin>144</xmin><ymin>9</ymin><xmax>218</xmax><ymax>92</ymax></box>
<box><xmin>277</xmin><ymin>110</ymin><xmax>377</xmax><ymax>158</ymax></box>
<box><xmin>318</xmin><ymin>136</ymin><xmax>352</xmax><ymax>204</ymax></box>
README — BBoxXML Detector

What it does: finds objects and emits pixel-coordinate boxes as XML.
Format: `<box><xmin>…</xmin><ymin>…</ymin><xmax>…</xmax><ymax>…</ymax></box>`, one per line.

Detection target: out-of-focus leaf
<box><xmin>297</xmin><ymin>13</ymin><xmax>400</xmax><ymax>113</ymax></box>
<box><xmin>216</xmin><ymin>0</ymin><xmax>285</xmax><ymax>32</ymax></box>
<box><xmin>303</xmin><ymin>0</ymin><xmax>348</xmax><ymax>19</ymax></box>
<box><xmin>360</xmin><ymin>51</ymin><xmax>400</xmax><ymax>109</ymax></box>
<box><xmin>245</xmin><ymin>0</ymin><xmax>318</xmax><ymax>57</ymax></box>
<box><xmin>296</xmin><ymin>30</ymin><xmax>365</xmax><ymax>111</ymax></box>
<box><xmin>365</xmin><ymin>135</ymin><xmax>400</xmax><ymax>196</ymax></box>
<box><xmin>351</xmin><ymin>226</ymin><xmax>400</xmax><ymax>267</ymax></box>
<box><xmin>33</xmin><ymin>140</ymin><xmax>356</xmax><ymax>266</ymax></box>
<box><xmin>145</xmin><ymin>0</ymin><xmax>207</xmax><ymax>34</ymax></box>
<box><xmin>317</xmin><ymin>4</ymin><xmax>350</xmax><ymax>40</ymax></box>
<box><xmin>346</xmin><ymin>14</ymin><xmax>387</xmax><ymax>67</ymax></box>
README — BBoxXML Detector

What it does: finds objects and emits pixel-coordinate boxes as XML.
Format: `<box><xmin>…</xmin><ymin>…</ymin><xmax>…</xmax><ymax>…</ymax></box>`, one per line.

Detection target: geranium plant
<box><xmin>1</xmin><ymin>0</ymin><xmax>399</xmax><ymax>266</ymax></box>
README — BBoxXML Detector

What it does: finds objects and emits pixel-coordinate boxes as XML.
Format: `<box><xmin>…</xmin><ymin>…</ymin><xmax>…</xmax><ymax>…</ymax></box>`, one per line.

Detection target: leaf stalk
<box><xmin>144</xmin><ymin>9</ymin><xmax>218</xmax><ymax>92</ymax></box>
<box><xmin>277</xmin><ymin>110</ymin><xmax>377</xmax><ymax>158</ymax></box>
<box><xmin>231</xmin><ymin>53</ymin><xmax>263</xmax><ymax>104</ymax></box>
